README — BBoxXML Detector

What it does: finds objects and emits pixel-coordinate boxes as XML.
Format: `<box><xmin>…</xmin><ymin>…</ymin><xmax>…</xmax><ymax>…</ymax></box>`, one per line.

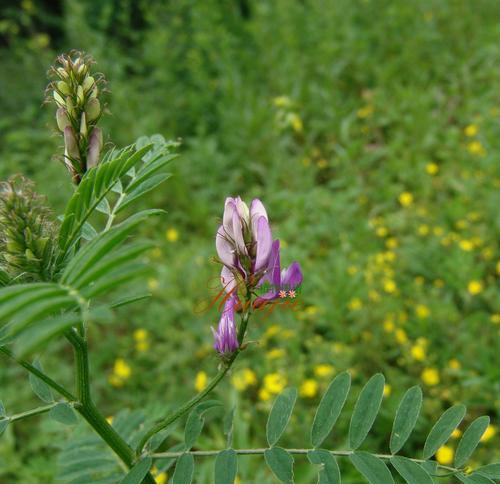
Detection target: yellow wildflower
<box><xmin>383</xmin><ymin>384</ymin><xmax>392</xmax><ymax>397</ymax></box>
<box><xmin>259</xmin><ymin>388</ymin><xmax>271</xmax><ymax>401</ymax></box>
<box><xmin>317</xmin><ymin>158</ymin><xmax>328</xmax><ymax>169</ymax></box>
<box><xmin>436</xmin><ymin>445</ymin><xmax>454</xmax><ymax>465</ymax></box>
<box><xmin>165</xmin><ymin>228</ymin><xmax>179</xmax><ymax>242</ymax></box>
<box><xmin>386</xmin><ymin>237</ymin><xmax>398</xmax><ymax>249</ymax></box>
<box><xmin>451</xmin><ymin>428</ymin><xmax>462</xmax><ymax>439</ymax></box>
<box><xmin>194</xmin><ymin>371</ymin><xmax>207</xmax><ymax>392</ymax></box>
<box><xmin>411</xmin><ymin>344</ymin><xmax>426</xmax><ymax>361</ymax></box>
<box><xmin>106</xmin><ymin>416</ymin><xmax>114</xmax><ymax>425</ymax></box>
<box><xmin>491</xmin><ymin>314</ymin><xmax>500</xmax><ymax>324</ymax></box>
<box><xmin>300</xmin><ymin>379</ymin><xmax>319</xmax><ymax>398</ymax></box>
<box><xmin>464</xmin><ymin>124</ymin><xmax>478</xmax><ymax>137</ymax></box>
<box><xmin>383</xmin><ymin>319</ymin><xmax>395</xmax><ymax>333</ymax></box>
<box><xmin>468</xmin><ymin>280</ymin><xmax>483</xmax><ymax>295</ymax></box>
<box><xmin>383</xmin><ymin>279</ymin><xmax>397</xmax><ymax>294</ymax></box>
<box><xmin>376</xmin><ymin>226</ymin><xmax>388</xmax><ymax>237</ymax></box>
<box><xmin>133</xmin><ymin>329</ymin><xmax>148</xmax><ymax>341</ymax></box>
<box><xmin>263</xmin><ymin>373</ymin><xmax>287</xmax><ymax>395</ymax></box>
<box><xmin>480</xmin><ymin>425</ymin><xmax>496</xmax><ymax>442</ymax></box>
<box><xmin>266</xmin><ymin>348</ymin><xmax>285</xmax><ymax>360</ymax></box>
<box><xmin>155</xmin><ymin>473</ymin><xmax>168</xmax><ymax>484</ymax></box>
<box><xmin>414</xmin><ymin>276</ymin><xmax>425</xmax><ymax>286</ymax></box>
<box><xmin>425</xmin><ymin>163</ymin><xmax>439</xmax><ymax>175</ymax></box>
<box><xmin>467</xmin><ymin>141</ymin><xmax>486</xmax><ymax>156</ymax></box>
<box><xmin>231</xmin><ymin>368</ymin><xmax>257</xmax><ymax>391</ymax></box>
<box><xmin>288</xmin><ymin>113</ymin><xmax>303</xmax><ymax>133</ymax></box>
<box><xmin>398</xmin><ymin>191</ymin><xmax>414</xmax><ymax>207</ymax></box>
<box><xmin>448</xmin><ymin>359</ymin><xmax>461</xmax><ymax>370</ymax></box>
<box><xmin>273</xmin><ymin>96</ymin><xmax>291</xmax><ymax>108</ymax></box>
<box><xmin>421</xmin><ymin>368</ymin><xmax>440</xmax><ymax>386</ymax></box>
<box><xmin>433</xmin><ymin>226</ymin><xmax>444</xmax><ymax>236</ymax></box>
<box><xmin>368</xmin><ymin>290</ymin><xmax>381</xmax><ymax>302</ymax></box>
<box><xmin>348</xmin><ymin>297</ymin><xmax>363</xmax><ymax>311</ymax></box>
<box><xmin>357</xmin><ymin>105</ymin><xmax>374</xmax><ymax>119</ymax></box>
<box><xmin>314</xmin><ymin>364</ymin><xmax>335</xmax><ymax>378</ymax></box>
<box><xmin>147</xmin><ymin>278</ymin><xmax>159</xmax><ymax>291</ymax></box>
<box><xmin>347</xmin><ymin>265</ymin><xmax>359</xmax><ymax>275</ymax></box>
<box><xmin>416</xmin><ymin>304</ymin><xmax>430</xmax><ymax>319</ymax></box>
<box><xmin>459</xmin><ymin>239</ymin><xmax>474</xmax><ymax>251</ymax></box>
<box><xmin>114</xmin><ymin>359</ymin><xmax>131</xmax><ymax>379</ymax></box>
<box><xmin>395</xmin><ymin>328</ymin><xmax>408</xmax><ymax>345</ymax></box>
<box><xmin>418</xmin><ymin>225</ymin><xmax>430</xmax><ymax>236</ymax></box>
<box><xmin>434</xmin><ymin>279</ymin><xmax>444</xmax><ymax>288</ymax></box>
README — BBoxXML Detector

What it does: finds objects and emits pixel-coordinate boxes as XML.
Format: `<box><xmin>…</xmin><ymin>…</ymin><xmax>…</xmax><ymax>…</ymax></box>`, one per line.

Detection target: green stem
<box><xmin>150</xmin><ymin>448</ymin><xmax>461</xmax><ymax>474</ymax></box>
<box><xmin>136</xmin><ymin>304</ymin><xmax>252</xmax><ymax>454</ymax></box>
<box><xmin>0</xmin><ymin>346</ymin><xmax>75</xmax><ymax>400</ymax></box>
<box><xmin>66</xmin><ymin>329</ymin><xmax>156</xmax><ymax>483</ymax></box>
<box><xmin>8</xmin><ymin>402</ymin><xmax>60</xmax><ymax>422</ymax></box>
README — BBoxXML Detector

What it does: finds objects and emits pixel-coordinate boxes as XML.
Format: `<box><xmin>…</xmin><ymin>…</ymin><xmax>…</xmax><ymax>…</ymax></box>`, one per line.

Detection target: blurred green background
<box><xmin>0</xmin><ymin>0</ymin><xmax>499</xmax><ymax>482</ymax></box>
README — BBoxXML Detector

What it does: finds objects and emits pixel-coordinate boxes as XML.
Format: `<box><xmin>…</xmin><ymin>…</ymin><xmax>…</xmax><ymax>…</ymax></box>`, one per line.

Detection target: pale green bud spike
<box><xmin>66</xmin><ymin>96</ymin><xmax>75</xmax><ymax>118</ymax></box>
<box><xmin>53</xmin><ymin>91</ymin><xmax>65</xmax><ymax>107</ymax></box>
<box><xmin>56</xmin><ymin>108</ymin><xmax>71</xmax><ymax>132</ymax></box>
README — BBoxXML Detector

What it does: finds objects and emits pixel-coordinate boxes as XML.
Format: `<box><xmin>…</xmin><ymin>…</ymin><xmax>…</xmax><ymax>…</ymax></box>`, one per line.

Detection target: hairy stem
<box><xmin>150</xmin><ymin>448</ymin><xmax>461</xmax><ymax>474</ymax></box>
<box><xmin>136</xmin><ymin>304</ymin><xmax>252</xmax><ymax>454</ymax></box>
<box><xmin>0</xmin><ymin>346</ymin><xmax>75</xmax><ymax>400</ymax></box>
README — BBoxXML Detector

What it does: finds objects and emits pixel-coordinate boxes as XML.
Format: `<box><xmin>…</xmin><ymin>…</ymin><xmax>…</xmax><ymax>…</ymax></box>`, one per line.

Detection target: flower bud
<box><xmin>56</xmin><ymin>108</ymin><xmax>71</xmax><ymax>132</ymax></box>
<box><xmin>87</xmin><ymin>128</ymin><xmax>103</xmax><ymax>168</ymax></box>
<box><xmin>53</xmin><ymin>90</ymin><xmax>65</xmax><ymax>107</ymax></box>
<box><xmin>86</xmin><ymin>97</ymin><xmax>100</xmax><ymax>121</ymax></box>
<box><xmin>79</xmin><ymin>112</ymin><xmax>88</xmax><ymax>138</ymax></box>
<box><xmin>76</xmin><ymin>85</ymin><xmax>85</xmax><ymax>106</ymax></box>
<box><xmin>82</xmin><ymin>76</ymin><xmax>95</xmax><ymax>93</ymax></box>
<box><xmin>57</xmin><ymin>81</ymin><xmax>70</xmax><ymax>96</ymax></box>
<box><xmin>63</xmin><ymin>126</ymin><xmax>80</xmax><ymax>160</ymax></box>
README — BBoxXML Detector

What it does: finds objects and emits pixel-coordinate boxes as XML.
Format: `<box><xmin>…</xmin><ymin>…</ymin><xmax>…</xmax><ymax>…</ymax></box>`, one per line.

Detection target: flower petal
<box><xmin>254</xmin><ymin>216</ymin><xmax>272</xmax><ymax>272</ymax></box>
<box><xmin>216</xmin><ymin>225</ymin><xmax>235</xmax><ymax>268</ymax></box>
<box><xmin>281</xmin><ymin>261</ymin><xmax>303</xmax><ymax>290</ymax></box>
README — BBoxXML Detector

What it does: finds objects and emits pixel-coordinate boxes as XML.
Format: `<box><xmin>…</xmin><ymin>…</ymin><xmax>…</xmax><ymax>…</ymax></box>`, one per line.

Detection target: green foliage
<box><xmin>214</xmin><ymin>449</ymin><xmax>237</xmax><ymax>484</ymax></box>
<box><xmin>266</xmin><ymin>387</ymin><xmax>297</xmax><ymax>447</ymax></box>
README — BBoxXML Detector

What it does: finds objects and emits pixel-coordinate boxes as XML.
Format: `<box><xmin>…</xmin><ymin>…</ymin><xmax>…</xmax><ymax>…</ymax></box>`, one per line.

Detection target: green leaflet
<box><xmin>454</xmin><ymin>416</ymin><xmax>490</xmax><ymax>468</ymax></box>
<box><xmin>264</xmin><ymin>447</ymin><xmax>294</xmax><ymax>483</ymax></box>
<box><xmin>350</xmin><ymin>452</ymin><xmax>394</xmax><ymax>484</ymax></box>
<box><xmin>390</xmin><ymin>386</ymin><xmax>422</xmax><ymax>454</ymax></box>
<box><xmin>121</xmin><ymin>457</ymin><xmax>152</xmax><ymax>484</ymax></box>
<box><xmin>423</xmin><ymin>404</ymin><xmax>466</xmax><ymax>459</ymax></box>
<box><xmin>172</xmin><ymin>454</ymin><xmax>194</xmax><ymax>484</ymax></box>
<box><xmin>311</xmin><ymin>371</ymin><xmax>350</xmax><ymax>448</ymax></box>
<box><xmin>214</xmin><ymin>449</ymin><xmax>237</xmax><ymax>484</ymax></box>
<box><xmin>348</xmin><ymin>373</ymin><xmax>385</xmax><ymax>449</ymax></box>
<box><xmin>390</xmin><ymin>456</ymin><xmax>433</xmax><ymax>484</ymax></box>
<box><xmin>266</xmin><ymin>387</ymin><xmax>297</xmax><ymax>447</ymax></box>
<box><xmin>307</xmin><ymin>450</ymin><xmax>340</xmax><ymax>484</ymax></box>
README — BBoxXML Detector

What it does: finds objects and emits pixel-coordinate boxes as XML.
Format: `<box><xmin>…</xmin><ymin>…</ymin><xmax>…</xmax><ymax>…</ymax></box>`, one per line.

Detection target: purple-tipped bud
<box><xmin>212</xmin><ymin>295</ymin><xmax>239</xmax><ymax>355</ymax></box>
<box><xmin>56</xmin><ymin>108</ymin><xmax>71</xmax><ymax>132</ymax></box>
<box><xmin>87</xmin><ymin>128</ymin><xmax>103</xmax><ymax>168</ymax></box>
<box><xmin>86</xmin><ymin>97</ymin><xmax>100</xmax><ymax>122</ymax></box>
<box><xmin>63</xmin><ymin>126</ymin><xmax>79</xmax><ymax>160</ymax></box>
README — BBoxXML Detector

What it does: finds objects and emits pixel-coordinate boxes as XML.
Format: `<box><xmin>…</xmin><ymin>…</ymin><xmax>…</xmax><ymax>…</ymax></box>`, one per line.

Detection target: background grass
<box><xmin>0</xmin><ymin>0</ymin><xmax>499</xmax><ymax>482</ymax></box>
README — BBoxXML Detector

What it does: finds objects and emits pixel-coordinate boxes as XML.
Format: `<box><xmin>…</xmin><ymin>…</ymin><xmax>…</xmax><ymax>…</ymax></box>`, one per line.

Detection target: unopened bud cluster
<box><xmin>48</xmin><ymin>52</ymin><xmax>105</xmax><ymax>184</ymax></box>
<box><xmin>0</xmin><ymin>177</ymin><xmax>57</xmax><ymax>282</ymax></box>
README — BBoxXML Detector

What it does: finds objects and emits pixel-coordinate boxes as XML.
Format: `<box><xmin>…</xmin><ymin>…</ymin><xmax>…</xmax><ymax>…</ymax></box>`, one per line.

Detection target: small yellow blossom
<box><xmin>136</xmin><ymin>340</ymin><xmax>149</xmax><ymax>352</ymax></box>
<box><xmin>259</xmin><ymin>388</ymin><xmax>271</xmax><ymax>401</ymax></box>
<box><xmin>347</xmin><ymin>265</ymin><xmax>359</xmax><ymax>275</ymax></box>
<box><xmin>398</xmin><ymin>191</ymin><xmax>414</xmax><ymax>207</ymax></box>
<box><xmin>459</xmin><ymin>239</ymin><xmax>474</xmax><ymax>251</ymax></box>
<box><xmin>467</xmin><ymin>141</ymin><xmax>486</xmax><ymax>156</ymax></box>
<box><xmin>165</xmin><ymin>228</ymin><xmax>179</xmax><ymax>242</ymax></box>
<box><xmin>448</xmin><ymin>359</ymin><xmax>461</xmax><ymax>370</ymax></box>
<box><xmin>368</xmin><ymin>290</ymin><xmax>381</xmax><ymax>302</ymax></box>
<box><xmin>421</xmin><ymin>368</ymin><xmax>440</xmax><ymax>386</ymax></box>
<box><xmin>434</xmin><ymin>279</ymin><xmax>444</xmax><ymax>288</ymax></box>
<box><xmin>266</xmin><ymin>348</ymin><xmax>285</xmax><ymax>360</ymax></box>
<box><xmin>288</xmin><ymin>113</ymin><xmax>303</xmax><ymax>133</ymax></box>
<box><xmin>414</xmin><ymin>276</ymin><xmax>425</xmax><ymax>286</ymax></box>
<box><xmin>106</xmin><ymin>416</ymin><xmax>114</xmax><ymax>425</ymax></box>
<box><xmin>418</xmin><ymin>225</ymin><xmax>430</xmax><ymax>236</ymax></box>
<box><xmin>314</xmin><ymin>364</ymin><xmax>335</xmax><ymax>378</ymax></box>
<box><xmin>348</xmin><ymin>298</ymin><xmax>363</xmax><ymax>311</ymax></box>
<box><xmin>273</xmin><ymin>96</ymin><xmax>291</xmax><ymax>108</ymax></box>
<box><xmin>150</xmin><ymin>247</ymin><xmax>162</xmax><ymax>259</ymax></box>
<box><xmin>300</xmin><ymin>379</ymin><xmax>319</xmax><ymax>398</ymax></box>
<box><xmin>263</xmin><ymin>373</ymin><xmax>287</xmax><ymax>395</ymax></box>
<box><xmin>411</xmin><ymin>344</ymin><xmax>426</xmax><ymax>361</ymax></box>
<box><xmin>480</xmin><ymin>425</ymin><xmax>496</xmax><ymax>442</ymax></box>
<box><xmin>357</xmin><ymin>105</ymin><xmax>374</xmax><ymax>119</ymax></box>
<box><xmin>195</xmin><ymin>371</ymin><xmax>207</xmax><ymax>392</ymax></box>
<box><xmin>425</xmin><ymin>162</ymin><xmax>439</xmax><ymax>175</ymax></box>
<box><xmin>383</xmin><ymin>384</ymin><xmax>392</xmax><ymax>397</ymax></box>
<box><xmin>416</xmin><ymin>304</ymin><xmax>430</xmax><ymax>319</ymax></box>
<box><xmin>464</xmin><ymin>124</ymin><xmax>478</xmax><ymax>137</ymax></box>
<box><xmin>436</xmin><ymin>445</ymin><xmax>454</xmax><ymax>465</ymax></box>
<box><xmin>231</xmin><ymin>368</ymin><xmax>257</xmax><ymax>391</ymax></box>
<box><xmin>383</xmin><ymin>319</ymin><xmax>395</xmax><ymax>333</ymax></box>
<box><xmin>468</xmin><ymin>280</ymin><xmax>484</xmax><ymax>295</ymax></box>
<box><xmin>433</xmin><ymin>226</ymin><xmax>444</xmax><ymax>236</ymax></box>
<box><xmin>383</xmin><ymin>279</ymin><xmax>397</xmax><ymax>294</ymax></box>
<box><xmin>155</xmin><ymin>472</ymin><xmax>167</xmax><ymax>484</ymax></box>
<box><xmin>451</xmin><ymin>428</ymin><xmax>462</xmax><ymax>439</ymax></box>
<box><xmin>386</xmin><ymin>237</ymin><xmax>398</xmax><ymax>249</ymax></box>
<box><xmin>133</xmin><ymin>329</ymin><xmax>148</xmax><ymax>341</ymax></box>
<box><xmin>491</xmin><ymin>314</ymin><xmax>500</xmax><ymax>324</ymax></box>
<box><xmin>376</xmin><ymin>227</ymin><xmax>388</xmax><ymax>237</ymax></box>
<box><xmin>147</xmin><ymin>278</ymin><xmax>159</xmax><ymax>291</ymax></box>
<box><xmin>395</xmin><ymin>328</ymin><xmax>408</xmax><ymax>345</ymax></box>
<box><xmin>114</xmin><ymin>359</ymin><xmax>131</xmax><ymax>379</ymax></box>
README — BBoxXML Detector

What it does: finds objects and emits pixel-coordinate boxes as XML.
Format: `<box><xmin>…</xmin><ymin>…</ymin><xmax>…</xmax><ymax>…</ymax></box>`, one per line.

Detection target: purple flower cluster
<box><xmin>211</xmin><ymin>197</ymin><xmax>302</xmax><ymax>356</ymax></box>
